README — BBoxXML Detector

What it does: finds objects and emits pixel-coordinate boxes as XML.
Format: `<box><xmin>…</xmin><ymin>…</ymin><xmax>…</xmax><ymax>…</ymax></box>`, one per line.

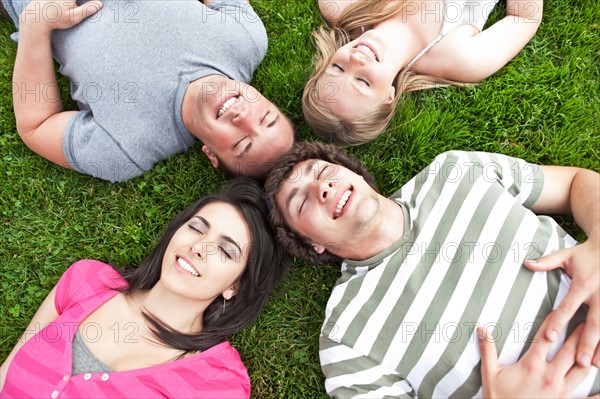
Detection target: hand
<box><xmin>478</xmin><ymin>321</ymin><xmax>592</xmax><ymax>398</ymax></box>
<box><xmin>525</xmin><ymin>239</ymin><xmax>600</xmax><ymax>367</ymax></box>
<box><xmin>20</xmin><ymin>0</ymin><xmax>103</xmax><ymax>33</ymax></box>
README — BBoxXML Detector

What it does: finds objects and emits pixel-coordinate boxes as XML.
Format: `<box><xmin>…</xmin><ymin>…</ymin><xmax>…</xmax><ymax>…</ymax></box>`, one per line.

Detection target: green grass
<box><xmin>1</xmin><ymin>0</ymin><xmax>599</xmax><ymax>397</ymax></box>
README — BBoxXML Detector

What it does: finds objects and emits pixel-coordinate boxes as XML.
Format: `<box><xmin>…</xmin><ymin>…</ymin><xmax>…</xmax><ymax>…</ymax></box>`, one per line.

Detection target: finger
<box><xmin>524</xmin><ymin>249</ymin><xmax>571</xmax><ymax>273</ymax></box>
<box><xmin>72</xmin><ymin>1</ymin><xmax>103</xmax><ymax>23</ymax></box>
<box><xmin>477</xmin><ymin>327</ymin><xmax>499</xmax><ymax>382</ymax></box>
<box><xmin>551</xmin><ymin>324</ymin><xmax>583</xmax><ymax>377</ymax></box>
<box><xmin>544</xmin><ymin>288</ymin><xmax>588</xmax><ymax>345</ymax></box>
<box><xmin>577</xmin><ymin>301</ymin><xmax>600</xmax><ymax>367</ymax></box>
<box><xmin>561</xmin><ymin>326</ymin><xmax>593</xmax><ymax>393</ymax></box>
<box><xmin>523</xmin><ymin>313</ymin><xmax>558</xmax><ymax>363</ymax></box>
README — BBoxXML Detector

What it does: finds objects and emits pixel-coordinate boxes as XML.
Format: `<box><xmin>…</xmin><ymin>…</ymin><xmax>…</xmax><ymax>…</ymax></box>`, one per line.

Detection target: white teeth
<box><xmin>334</xmin><ymin>190</ymin><xmax>352</xmax><ymax>219</ymax></box>
<box><xmin>177</xmin><ymin>258</ymin><xmax>199</xmax><ymax>277</ymax></box>
<box><xmin>357</xmin><ymin>45</ymin><xmax>377</xmax><ymax>61</ymax></box>
<box><xmin>217</xmin><ymin>96</ymin><xmax>238</xmax><ymax>118</ymax></box>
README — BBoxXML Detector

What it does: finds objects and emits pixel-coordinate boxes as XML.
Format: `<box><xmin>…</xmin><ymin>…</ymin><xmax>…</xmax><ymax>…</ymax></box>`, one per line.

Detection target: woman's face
<box><xmin>317</xmin><ymin>31</ymin><xmax>397</xmax><ymax>119</ymax></box>
<box><xmin>160</xmin><ymin>201</ymin><xmax>251</xmax><ymax>303</ymax></box>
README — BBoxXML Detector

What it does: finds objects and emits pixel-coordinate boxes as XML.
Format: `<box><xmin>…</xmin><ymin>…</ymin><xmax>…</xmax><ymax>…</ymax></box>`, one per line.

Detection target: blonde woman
<box><xmin>303</xmin><ymin>0</ymin><xmax>543</xmax><ymax>146</ymax></box>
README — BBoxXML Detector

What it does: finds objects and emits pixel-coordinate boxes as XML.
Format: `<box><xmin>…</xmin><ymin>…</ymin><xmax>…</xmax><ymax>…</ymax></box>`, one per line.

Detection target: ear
<box><xmin>201</xmin><ymin>145</ymin><xmax>219</xmax><ymax>169</ymax></box>
<box><xmin>384</xmin><ymin>86</ymin><xmax>396</xmax><ymax>105</ymax></box>
<box><xmin>222</xmin><ymin>281</ymin><xmax>240</xmax><ymax>300</ymax></box>
<box><xmin>312</xmin><ymin>243</ymin><xmax>326</xmax><ymax>254</ymax></box>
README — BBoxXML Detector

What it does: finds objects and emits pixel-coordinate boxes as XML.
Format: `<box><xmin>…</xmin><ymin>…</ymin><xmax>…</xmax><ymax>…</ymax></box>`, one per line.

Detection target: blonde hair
<box><xmin>303</xmin><ymin>0</ymin><xmax>460</xmax><ymax>147</ymax></box>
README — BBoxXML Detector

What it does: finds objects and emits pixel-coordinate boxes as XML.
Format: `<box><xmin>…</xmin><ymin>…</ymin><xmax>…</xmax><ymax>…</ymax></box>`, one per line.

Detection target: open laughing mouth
<box><xmin>354</xmin><ymin>43</ymin><xmax>379</xmax><ymax>62</ymax></box>
<box><xmin>176</xmin><ymin>257</ymin><xmax>201</xmax><ymax>277</ymax></box>
<box><xmin>333</xmin><ymin>189</ymin><xmax>352</xmax><ymax>219</ymax></box>
<box><xmin>216</xmin><ymin>95</ymin><xmax>239</xmax><ymax>118</ymax></box>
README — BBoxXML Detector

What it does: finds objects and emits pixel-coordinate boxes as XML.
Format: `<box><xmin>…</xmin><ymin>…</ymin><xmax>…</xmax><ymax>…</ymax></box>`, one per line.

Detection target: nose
<box><xmin>230</xmin><ymin>100</ymin><xmax>251</xmax><ymax>127</ymax></box>
<box><xmin>349</xmin><ymin>50</ymin><xmax>367</xmax><ymax>66</ymax></box>
<box><xmin>317</xmin><ymin>180</ymin><xmax>334</xmax><ymax>204</ymax></box>
<box><xmin>191</xmin><ymin>241</ymin><xmax>203</xmax><ymax>260</ymax></box>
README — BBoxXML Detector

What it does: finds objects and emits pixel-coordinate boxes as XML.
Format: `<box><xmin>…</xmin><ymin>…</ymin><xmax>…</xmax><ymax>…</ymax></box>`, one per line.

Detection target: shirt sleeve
<box><xmin>433</xmin><ymin>151</ymin><xmax>545</xmax><ymax>209</ymax></box>
<box><xmin>62</xmin><ymin>111</ymin><xmax>145</xmax><ymax>183</ymax></box>
<box><xmin>320</xmin><ymin>339</ymin><xmax>415</xmax><ymax>398</ymax></box>
<box><xmin>54</xmin><ymin>260</ymin><xmax>125</xmax><ymax>314</ymax></box>
<box><xmin>207</xmin><ymin>1</ymin><xmax>267</xmax><ymax>59</ymax></box>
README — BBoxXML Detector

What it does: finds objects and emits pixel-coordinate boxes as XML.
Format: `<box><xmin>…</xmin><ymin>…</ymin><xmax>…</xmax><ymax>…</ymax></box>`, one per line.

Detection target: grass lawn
<box><xmin>1</xmin><ymin>0</ymin><xmax>598</xmax><ymax>397</ymax></box>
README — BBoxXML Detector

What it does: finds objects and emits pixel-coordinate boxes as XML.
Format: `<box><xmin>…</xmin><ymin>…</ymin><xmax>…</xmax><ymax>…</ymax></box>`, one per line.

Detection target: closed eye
<box><xmin>317</xmin><ymin>164</ymin><xmax>331</xmax><ymax>180</ymax></box>
<box><xmin>298</xmin><ymin>196</ymin><xmax>307</xmax><ymax>215</ymax></box>
<box><xmin>233</xmin><ymin>135</ymin><xmax>248</xmax><ymax>149</ymax></box>
<box><xmin>220</xmin><ymin>246</ymin><xmax>233</xmax><ymax>259</ymax></box>
<box><xmin>357</xmin><ymin>77</ymin><xmax>370</xmax><ymax>87</ymax></box>
<box><xmin>188</xmin><ymin>223</ymin><xmax>206</xmax><ymax>235</ymax></box>
<box><xmin>332</xmin><ymin>63</ymin><xmax>344</xmax><ymax>72</ymax></box>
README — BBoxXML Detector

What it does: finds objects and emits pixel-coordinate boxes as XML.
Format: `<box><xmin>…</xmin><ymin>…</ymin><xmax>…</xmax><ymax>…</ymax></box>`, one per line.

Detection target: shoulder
<box><xmin>412</xmin><ymin>25</ymin><xmax>486</xmax><ymax>82</ymax></box>
<box><xmin>55</xmin><ymin>260</ymin><xmax>126</xmax><ymax>313</ymax></box>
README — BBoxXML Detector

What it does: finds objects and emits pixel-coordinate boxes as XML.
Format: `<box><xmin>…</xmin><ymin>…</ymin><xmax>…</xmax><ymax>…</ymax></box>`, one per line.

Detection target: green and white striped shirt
<box><xmin>320</xmin><ymin>151</ymin><xmax>599</xmax><ymax>398</ymax></box>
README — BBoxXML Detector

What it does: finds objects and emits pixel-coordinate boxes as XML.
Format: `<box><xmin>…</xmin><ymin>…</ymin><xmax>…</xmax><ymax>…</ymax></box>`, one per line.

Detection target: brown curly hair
<box><xmin>264</xmin><ymin>141</ymin><xmax>378</xmax><ymax>265</ymax></box>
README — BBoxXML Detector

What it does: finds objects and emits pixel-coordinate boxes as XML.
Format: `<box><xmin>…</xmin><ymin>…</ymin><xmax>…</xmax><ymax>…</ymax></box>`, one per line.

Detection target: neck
<box><xmin>130</xmin><ymin>282</ymin><xmax>206</xmax><ymax>334</ymax></box>
<box><xmin>373</xmin><ymin>9</ymin><xmax>439</xmax><ymax>70</ymax></box>
<box><xmin>340</xmin><ymin>195</ymin><xmax>405</xmax><ymax>261</ymax></box>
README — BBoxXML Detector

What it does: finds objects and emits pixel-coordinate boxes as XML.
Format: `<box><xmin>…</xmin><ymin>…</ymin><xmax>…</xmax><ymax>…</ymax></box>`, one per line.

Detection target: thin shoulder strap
<box><xmin>404</xmin><ymin>32</ymin><xmax>445</xmax><ymax>72</ymax></box>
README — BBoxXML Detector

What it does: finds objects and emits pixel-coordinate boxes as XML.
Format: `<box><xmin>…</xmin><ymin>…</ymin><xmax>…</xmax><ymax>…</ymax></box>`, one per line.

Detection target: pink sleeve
<box><xmin>54</xmin><ymin>260</ymin><xmax>125</xmax><ymax>314</ymax></box>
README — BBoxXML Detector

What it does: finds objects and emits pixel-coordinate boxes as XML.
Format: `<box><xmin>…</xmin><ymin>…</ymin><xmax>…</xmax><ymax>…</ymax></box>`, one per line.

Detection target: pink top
<box><xmin>1</xmin><ymin>260</ymin><xmax>251</xmax><ymax>398</ymax></box>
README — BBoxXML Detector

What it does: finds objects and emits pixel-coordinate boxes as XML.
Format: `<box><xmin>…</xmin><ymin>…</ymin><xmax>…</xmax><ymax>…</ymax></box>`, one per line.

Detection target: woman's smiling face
<box><xmin>317</xmin><ymin>32</ymin><xmax>397</xmax><ymax>120</ymax></box>
<box><xmin>161</xmin><ymin>201</ymin><xmax>251</xmax><ymax>303</ymax></box>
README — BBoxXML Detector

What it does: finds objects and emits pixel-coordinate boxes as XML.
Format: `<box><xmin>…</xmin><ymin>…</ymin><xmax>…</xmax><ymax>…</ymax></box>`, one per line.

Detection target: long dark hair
<box><xmin>115</xmin><ymin>178</ymin><xmax>289</xmax><ymax>354</ymax></box>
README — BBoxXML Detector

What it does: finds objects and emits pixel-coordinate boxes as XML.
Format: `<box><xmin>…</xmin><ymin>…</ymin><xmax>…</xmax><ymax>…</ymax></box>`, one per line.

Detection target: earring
<box><xmin>222</xmin><ymin>298</ymin><xmax>226</xmax><ymax>315</ymax></box>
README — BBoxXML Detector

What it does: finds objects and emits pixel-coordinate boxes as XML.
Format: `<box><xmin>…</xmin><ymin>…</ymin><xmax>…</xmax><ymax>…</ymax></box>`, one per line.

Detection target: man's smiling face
<box><xmin>191</xmin><ymin>77</ymin><xmax>294</xmax><ymax>176</ymax></box>
<box><xmin>275</xmin><ymin>158</ymin><xmax>381</xmax><ymax>255</ymax></box>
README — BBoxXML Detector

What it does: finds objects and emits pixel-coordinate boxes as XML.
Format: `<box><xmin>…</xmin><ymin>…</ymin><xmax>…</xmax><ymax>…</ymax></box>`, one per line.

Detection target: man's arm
<box><xmin>0</xmin><ymin>286</ymin><xmax>59</xmax><ymax>390</ymax></box>
<box><xmin>12</xmin><ymin>0</ymin><xmax>102</xmax><ymax>168</ymax></box>
<box><xmin>526</xmin><ymin>165</ymin><xmax>600</xmax><ymax>367</ymax></box>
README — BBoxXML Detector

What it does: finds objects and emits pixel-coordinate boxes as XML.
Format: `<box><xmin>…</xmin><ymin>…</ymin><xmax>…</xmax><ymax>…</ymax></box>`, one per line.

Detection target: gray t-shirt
<box><xmin>4</xmin><ymin>0</ymin><xmax>267</xmax><ymax>181</ymax></box>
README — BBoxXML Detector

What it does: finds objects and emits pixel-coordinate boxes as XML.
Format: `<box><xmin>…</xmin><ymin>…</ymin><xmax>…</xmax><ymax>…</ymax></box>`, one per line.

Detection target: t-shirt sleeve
<box><xmin>54</xmin><ymin>260</ymin><xmax>125</xmax><ymax>314</ymax></box>
<box><xmin>433</xmin><ymin>151</ymin><xmax>544</xmax><ymax>209</ymax></box>
<box><xmin>207</xmin><ymin>1</ymin><xmax>267</xmax><ymax>58</ymax></box>
<box><xmin>320</xmin><ymin>339</ymin><xmax>415</xmax><ymax>398</ymax></box>
<box><xmin>62</xmin><ymin>111</ymin><xmax>145</xmax><ymax>183</ymax></box>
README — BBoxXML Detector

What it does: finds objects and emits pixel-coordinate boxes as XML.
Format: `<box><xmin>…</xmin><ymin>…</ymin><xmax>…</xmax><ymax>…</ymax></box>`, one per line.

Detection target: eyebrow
<box><xmin>193</xmin><ymin>216</ymin><xmax>242</xmax><ymax>253</ymax></box>
<box><xmin>195</xmin><ymin>216</ymin><xmax>210</xmax><ymax>228</ymax></box>
<box><xmin>285</xmin><ymin>187</ymin><xmax>298</xmax><ymax>212</ymax></box>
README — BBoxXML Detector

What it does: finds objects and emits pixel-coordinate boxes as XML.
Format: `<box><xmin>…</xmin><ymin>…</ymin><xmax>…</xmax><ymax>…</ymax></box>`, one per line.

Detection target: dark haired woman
<box><xmin>1</xmin><ymin>178</ymin><xmax>289</xmax><ymax>398</ymax></box>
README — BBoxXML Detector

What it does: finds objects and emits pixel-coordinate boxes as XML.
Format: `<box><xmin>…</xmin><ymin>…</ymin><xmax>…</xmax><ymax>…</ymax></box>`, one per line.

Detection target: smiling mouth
<box><xmin>177</xmin><ymin>257</ymin><xmax>201</xmax><ymax>277</ymax></box>
<box><xmin>217</xmin><ymin>95</ymin><xmax>239</xmax><ymax>118</ymax></box>
<box><xmin>354</xmin><ymin>44</ymin><xmax>379</xmax><ymax>62</ymax></box>
<box><xmin>333</xmin><ymin>189</ymin><xmax>352</xmax><ymax>219</ymax></box>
